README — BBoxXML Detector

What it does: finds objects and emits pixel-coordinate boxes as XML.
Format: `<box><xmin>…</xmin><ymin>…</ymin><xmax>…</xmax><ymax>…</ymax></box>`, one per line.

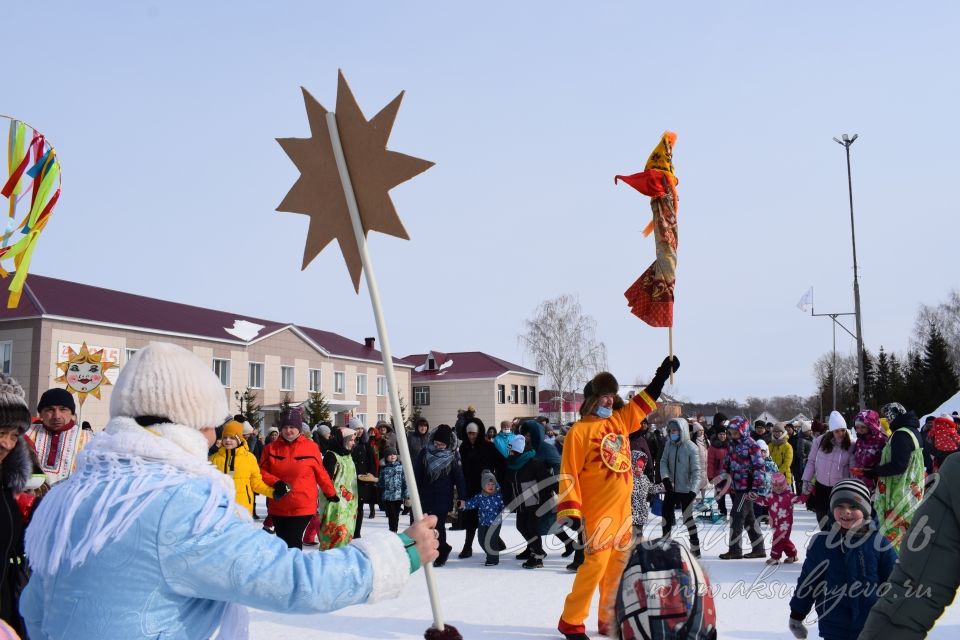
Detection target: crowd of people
<box><xmin>0</xmin><ymin>343</ymin><xmax>439</xmax><ymax>640</ymax></box>
<box><xmin>1</xmin><ymin>343</ymin><xmax>959</xmax><ymax>639</ymax></box>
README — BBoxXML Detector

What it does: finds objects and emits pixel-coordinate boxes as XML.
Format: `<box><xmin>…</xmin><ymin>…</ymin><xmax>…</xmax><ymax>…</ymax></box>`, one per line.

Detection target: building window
<box><xmin>356</xmin><ymin>373</ymin><xmax>368</xmax><ymax>395</ymax></box>
<box><xmin>356</xmin><ymin>413</ymin><xmax>367</xmax><ymax>427</ymax></box>
<box><xmin>377</xmin><ymin>413</ymin><xmax>388</xmax><ymax>425</ymax></box>
<box><xmin>125</xmin><ymin>348</ymin><xmax>138</xmax><ymax>364</ymax></box>
<box><xmin>377</xmin><ymin>375</ymin><xmax>387</xmax><ymax>396</ymax></box>
<box><xmin>529</xmin><ymin>386</ymin><xmax>537</xmax><ymax>405</ymax></box>
<box><xmin>248</xmin><ymin>362</ymin><xmax>264</xmax><ymax>389</ymax></box>
<box><xmin>212</xmin><ymin>358</ymin><xmax>230</xmax><ymax>387</ymax></box>
<box><xmin>309</xmin><ymin>368</ymin><xmax>321</xmax><ymax>392</ymax></box>
<box><xmin>497</xmin><ymin>384</ymin><xmax>505</xmax><ymax>404</ymax></box>
<box><xmin>334</xmin><ymin>371</ymin><xmax>345</xmax><ymax>394</ymax></box>
<box><xmin>413</xmin><ymin>385</ymin><xmax>430</xmax><ymax>406</ymax></box>
<box><xmin>520</xmin><ymin>385</ymin><xmax>528</xmax><ymax>405</ymax></box>
<box><xmin>510</xmin><ymin>384</ymin><xmax>519</xmax><ymax>404</ymax></box>
<box><xmin>280</xmin><ymin>366</ymin><xmax>295</xmax><ymax>391</ymax></box>
<box><xmin>0</xmin><ymin>341</ymin><xmax>10</xmax><ymax>375</ymax></box>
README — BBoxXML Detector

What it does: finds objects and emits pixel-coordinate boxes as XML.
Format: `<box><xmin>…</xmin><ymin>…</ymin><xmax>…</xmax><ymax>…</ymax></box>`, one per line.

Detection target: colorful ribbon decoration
<box><xmin>1</xmin><ymin>117</ymin><xmax>61</xmax><ymax>308</ymax></box>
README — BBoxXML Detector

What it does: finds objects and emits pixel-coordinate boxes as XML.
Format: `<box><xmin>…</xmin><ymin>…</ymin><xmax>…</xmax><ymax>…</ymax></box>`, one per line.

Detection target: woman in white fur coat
<box><xmin>21</xmin><ymin>342</ymin><xmax>438</xmax><ymax>640</ymax></box>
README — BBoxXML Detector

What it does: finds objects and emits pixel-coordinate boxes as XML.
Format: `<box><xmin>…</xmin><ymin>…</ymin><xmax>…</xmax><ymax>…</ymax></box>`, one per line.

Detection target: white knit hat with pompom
<box><xmin>110</xmin><ymin>342</ymin><xmax>228</xmax><ymax>430</ymax></box>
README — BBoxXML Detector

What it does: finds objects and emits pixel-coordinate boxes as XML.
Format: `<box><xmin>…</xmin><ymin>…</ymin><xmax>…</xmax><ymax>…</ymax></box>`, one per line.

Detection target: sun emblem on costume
<box><xmin>55</xmin><ymin>342</ymin><xmax>116</xmax><ymax>405</ymax></box>
<box><xmin>589</xmin><ymin>424</ymin><xmax>633</xmax><ymax>485</ymax></box>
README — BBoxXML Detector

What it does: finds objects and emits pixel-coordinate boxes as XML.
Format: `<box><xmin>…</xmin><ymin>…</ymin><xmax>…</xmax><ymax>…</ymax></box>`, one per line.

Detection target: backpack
<box><xmin>614</xmin><ymin>538</ymin><xmax>717</xmax><ymax>640</ymax></box>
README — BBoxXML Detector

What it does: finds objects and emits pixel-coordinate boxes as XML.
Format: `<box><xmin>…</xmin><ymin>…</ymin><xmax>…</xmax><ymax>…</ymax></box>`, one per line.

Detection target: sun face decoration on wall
<box><xmin>589</xmin><ymin>423</ymin><xmax>633</xmax><ymax>486</ymax></box>
<box><xmin>55</xmin><ymin>342</ymin><xmax>116</xmax><ymax>405</ymax></box>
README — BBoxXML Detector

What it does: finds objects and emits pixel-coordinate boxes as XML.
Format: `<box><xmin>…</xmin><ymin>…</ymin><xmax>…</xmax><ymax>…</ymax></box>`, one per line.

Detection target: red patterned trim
<box><xmin>632</xmin><ymin>390</ymin><xmax>657</xmax><ymax>415</ymax></box>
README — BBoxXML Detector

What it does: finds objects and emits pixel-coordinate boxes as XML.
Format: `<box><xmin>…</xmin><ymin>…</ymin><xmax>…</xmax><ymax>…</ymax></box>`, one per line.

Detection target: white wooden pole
<box><xmin>325</xmin><ymin>111</ymin><xmax>446</xmax><ymax>631</ymax></box>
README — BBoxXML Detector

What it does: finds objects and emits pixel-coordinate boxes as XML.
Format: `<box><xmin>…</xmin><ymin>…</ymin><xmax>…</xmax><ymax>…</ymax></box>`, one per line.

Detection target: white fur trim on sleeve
<box><xmin>350</xmin><ymin>530</ymin><xmax>411</xmax><ymax>603</ymax></box>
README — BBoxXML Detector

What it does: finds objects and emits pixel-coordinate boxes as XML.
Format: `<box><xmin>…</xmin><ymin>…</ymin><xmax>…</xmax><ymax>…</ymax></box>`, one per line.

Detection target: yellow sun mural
<box><xmin>55</xmin><ymin>342</ymin><xmax>116</xmax><ymax>405</ymax></box>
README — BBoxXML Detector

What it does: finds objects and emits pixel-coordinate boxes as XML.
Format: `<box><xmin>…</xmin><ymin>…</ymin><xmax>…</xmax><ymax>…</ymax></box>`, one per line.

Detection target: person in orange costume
<box><xmin>557</xmin><ymin>356</ymin><xmax>679</xmax><ymax>640</ymax></box>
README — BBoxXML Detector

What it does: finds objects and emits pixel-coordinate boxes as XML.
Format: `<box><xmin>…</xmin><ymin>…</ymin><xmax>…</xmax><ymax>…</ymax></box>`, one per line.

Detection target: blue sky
<box><xmin>5</xmin><ymin>2</ymin><xmax>959</xmax><ymax>403</ymax></box>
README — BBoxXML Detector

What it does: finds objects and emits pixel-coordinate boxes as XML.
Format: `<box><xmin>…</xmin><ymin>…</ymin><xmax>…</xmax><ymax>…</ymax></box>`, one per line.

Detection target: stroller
<box><xmin>693</xmin><ymin>497</ymin><xmax>722</xmax><ymax>523</ymax></box>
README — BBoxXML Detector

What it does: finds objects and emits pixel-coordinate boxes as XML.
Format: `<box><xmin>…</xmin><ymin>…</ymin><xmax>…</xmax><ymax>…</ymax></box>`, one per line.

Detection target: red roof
<box><xmin>0</xmin><ymin>274</ymin><xmax>408</xmax><ymax>365</ymax></box>
<box><xmin>401</xmin><ymin>351</ymin><xmax>539</xmax><ymax>381</ymax></box>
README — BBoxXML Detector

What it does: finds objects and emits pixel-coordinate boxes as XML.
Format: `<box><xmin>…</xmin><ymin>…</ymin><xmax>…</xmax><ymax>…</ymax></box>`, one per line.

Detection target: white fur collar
<box><xmin>98</xmin><ymin>416</ymin><xmax>212</xmax><ymax>471</ymax></box>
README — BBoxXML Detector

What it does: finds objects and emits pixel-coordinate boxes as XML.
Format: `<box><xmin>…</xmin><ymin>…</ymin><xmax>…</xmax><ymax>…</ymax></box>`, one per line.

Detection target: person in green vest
<box><xmin>857</xmin><ymin>451</ymin><xmax>960</xmax><ymax>639</ymax></box>
<box><xmin>317</xmin><ymin>420</ymin><xmax>361</xmax><ymax>550</ymax></box>
<box><xmin>864</xmin><ymin>405</ymin><xmax>925</xmax><ymax>551</ymax></box>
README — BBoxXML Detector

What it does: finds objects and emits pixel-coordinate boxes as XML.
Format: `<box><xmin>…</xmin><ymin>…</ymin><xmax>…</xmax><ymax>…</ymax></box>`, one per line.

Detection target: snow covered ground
<box><xmin>249</xmin><ymin>502</ymin><xmax>960</xmax><ymax>639</ymax></box>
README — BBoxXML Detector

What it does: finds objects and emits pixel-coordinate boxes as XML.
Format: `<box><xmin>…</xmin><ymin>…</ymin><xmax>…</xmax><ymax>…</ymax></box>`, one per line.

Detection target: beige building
<box><xmin>0</xmin><ymin>275</ymin><xmax>412</xmax><ymax>429</ymax></box>
<box><xmin>400</xmin><ymin>350</ymin><xmax>541</xmax><ymax>428</ymax></box>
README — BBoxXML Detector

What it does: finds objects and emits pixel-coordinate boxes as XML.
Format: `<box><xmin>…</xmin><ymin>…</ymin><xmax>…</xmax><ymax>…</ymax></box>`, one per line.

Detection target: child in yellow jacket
<box><xmin>210</xmin><ymin>420</ymin><xmax>287</xmax><ymax>514</ymax></box>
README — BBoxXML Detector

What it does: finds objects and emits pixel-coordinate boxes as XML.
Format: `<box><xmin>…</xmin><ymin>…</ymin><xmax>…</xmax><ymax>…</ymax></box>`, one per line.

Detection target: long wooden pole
<box><xmin>325</xmin><ymin>111</ymin><xmax>446</xmax><ymax>631</ymax></box>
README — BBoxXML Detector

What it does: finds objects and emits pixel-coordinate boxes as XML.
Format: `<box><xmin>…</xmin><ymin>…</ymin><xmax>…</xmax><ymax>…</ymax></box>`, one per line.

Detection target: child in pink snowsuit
<box><xmin>750</xmin><ymin>472</ymin><xmax>797</xmax><ymax>564</ymax></box>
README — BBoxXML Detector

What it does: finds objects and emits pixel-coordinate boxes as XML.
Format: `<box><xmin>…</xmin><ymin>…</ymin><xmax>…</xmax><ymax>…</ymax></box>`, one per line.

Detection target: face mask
<box><xmin>670</xmin><ymin>433</ymin><xmax>680</xmax><ymax>442</ymax></box>
<box><xmin>595</xmin><ymin>406</ymin><xmax>613</xmax><ymax>419</ymax></box>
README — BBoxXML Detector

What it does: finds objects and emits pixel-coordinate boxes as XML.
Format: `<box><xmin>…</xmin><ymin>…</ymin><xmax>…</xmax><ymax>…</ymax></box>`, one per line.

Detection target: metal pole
<box><xmin>832</xmin><ymin>317</ymin><xmax>837</xmax><ymax>412</ymax></box>
<box><xmin>836</xmin><ymin>135</ymin><xmax>867</xmax><ymax>410</ymax></box>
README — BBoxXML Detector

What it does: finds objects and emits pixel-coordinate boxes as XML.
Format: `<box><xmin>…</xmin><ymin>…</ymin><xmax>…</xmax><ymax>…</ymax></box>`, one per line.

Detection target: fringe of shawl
<box><xmin>25</xmin><ymin>416</ymin><xmax>246</xmax><ymax>576</ymax></box>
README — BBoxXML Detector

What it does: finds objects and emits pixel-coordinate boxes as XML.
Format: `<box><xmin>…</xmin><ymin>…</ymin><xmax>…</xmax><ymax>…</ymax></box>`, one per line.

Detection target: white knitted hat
<box><xmin>110</xmin><ymin>342</ymin><xmax>229</xmax><ymax>430</ymax></box>
<box><xmin>828</xmin><ymin>410</ymin><xmax>847</xmax><ymax>432</ymax></box>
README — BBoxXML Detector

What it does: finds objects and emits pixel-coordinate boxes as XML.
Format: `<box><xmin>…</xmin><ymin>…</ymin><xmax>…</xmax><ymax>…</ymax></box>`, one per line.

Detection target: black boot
<box><xmin>434</xmin><ymin>543</ymin><xmax>452</xmax><ymax>567</ymax></box>
<box><xmin>459</xmin><ymin>528</ymin><xmax>475</xmax><ymax>558</ymax></box>
<box><xmin>566</xmin><ymin>547</ymin><xmax>584</xmax><ymax>572</ymax></box>
<box><xmin>516</xmin><ymin>548</ymin><xmax>532</xmax><ymax>561</ymax></box>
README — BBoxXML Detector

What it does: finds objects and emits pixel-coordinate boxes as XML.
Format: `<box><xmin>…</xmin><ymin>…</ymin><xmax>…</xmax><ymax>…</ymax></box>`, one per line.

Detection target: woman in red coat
<box><xmin>260</xmin><ymin>408</ymin><xmax>338</xmax><ymax>549</ymax></box>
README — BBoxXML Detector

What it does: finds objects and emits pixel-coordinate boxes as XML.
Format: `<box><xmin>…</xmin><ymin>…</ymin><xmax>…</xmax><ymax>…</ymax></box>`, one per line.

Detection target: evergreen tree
<box><xmin>396</xmin><ymin>392</ymin><xmax>414</xmax><ymax>430</ymax></box>
<box><xmin>851</xmin><ymin>348</ymin><xmax>876</xmax><ymax>410</ymax></box>
<box><xmin>889</xmin><ymin>352</ymin><xmax>906</xmax><ymax>402</ymax></box>
<box><xmin>274</xmin><ymin>392</ymin><xmax>294</xmax><ymax>428</ymax></box>
<box><xmin>304</xmin><ymin>390</ymin><xmax>331</xmax><ymax>426</ymax></box>
<box><xmin>922</xmin><ymin>323</ymin><xmax>960</xmax><ymax>414</ymax></box>
<box><xmin>873</xmin><ymin>347</ymin><xmax>892</xmax><ymax>407</ymax></box>
<box><xmin>238</xmin><ymin>388</ymin><xmax>262</xmax><ymax>429</ymax></box>
<box><xmin>903</xmin><ymin>351</ymin><xmax>927</xmax><ymax>414</ymax></box>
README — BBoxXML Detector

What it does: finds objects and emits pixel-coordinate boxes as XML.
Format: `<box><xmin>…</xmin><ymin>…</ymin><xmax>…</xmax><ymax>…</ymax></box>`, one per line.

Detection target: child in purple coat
<box><xmin>849</xmin><ymin>410</ymin><xmax>887</xmax><ymax>492</ymax></box>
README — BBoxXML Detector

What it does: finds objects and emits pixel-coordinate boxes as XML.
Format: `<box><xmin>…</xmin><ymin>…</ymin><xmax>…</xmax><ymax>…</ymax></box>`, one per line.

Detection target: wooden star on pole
<box><xmin>276</xmin><ymin>70</ymin><xmax>434</xmax><ymax>291</ymax></box>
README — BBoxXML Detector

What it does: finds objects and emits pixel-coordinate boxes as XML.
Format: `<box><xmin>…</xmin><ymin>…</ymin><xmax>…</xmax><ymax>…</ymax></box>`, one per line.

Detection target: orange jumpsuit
<box><xmin>558</xmin><ymin>390</ymin><xmax>657</xmax><ymax>636</ymax></box>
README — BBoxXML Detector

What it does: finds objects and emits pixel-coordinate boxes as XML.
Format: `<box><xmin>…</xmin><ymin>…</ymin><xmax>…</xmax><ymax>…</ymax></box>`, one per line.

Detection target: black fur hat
<box><xmin>583</xmin><ymin>372</ymin><xmax>619</xmax><ymax>399</ymax></box>
<box><xmin>580</xmin><ymin>372</ymin><xmax>620</xmax><ymax>418</ymax></box>
<box><xmin>0</xmin><ymin>375</ymin><xmax>31</xmax><ymax>433</ymax></box>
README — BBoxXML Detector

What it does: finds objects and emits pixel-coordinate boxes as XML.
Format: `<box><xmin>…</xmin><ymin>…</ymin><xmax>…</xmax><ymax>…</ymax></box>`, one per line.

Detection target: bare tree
<box><xmin>520</xmin><ymin>295</ymin><xmax>608</xmax><ymax>419</ymax></box>
<box><xmin>911</xmin><ymin>290</ymin><xmax>960</xmax><ymax>376</ymax></box>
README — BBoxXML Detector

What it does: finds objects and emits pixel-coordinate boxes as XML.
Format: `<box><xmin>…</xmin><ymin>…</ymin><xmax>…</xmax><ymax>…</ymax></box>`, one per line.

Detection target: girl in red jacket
<box><xmin>260</xmin><ymin>408</ymin><xmax>338</xmax><ymax>549</ymax></box>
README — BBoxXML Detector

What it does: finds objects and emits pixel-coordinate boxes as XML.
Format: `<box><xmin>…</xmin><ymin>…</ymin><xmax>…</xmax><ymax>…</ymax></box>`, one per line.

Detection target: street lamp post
<box><xmin>833</xmin><ymin>133</ymin><xmax>866</xmax><ymax>411</ymax></box>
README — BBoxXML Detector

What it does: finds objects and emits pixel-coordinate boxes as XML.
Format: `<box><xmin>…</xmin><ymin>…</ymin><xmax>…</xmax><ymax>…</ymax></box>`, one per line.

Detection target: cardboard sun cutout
<box><xmin>56</xmin><ymin>342</ymin><xmax>116</xmax><ymax>405</ymax></box>
<box><xmin>276</xmin><ymin>71</ymin><xmax>434</xmax><ymax>291</ymax></box>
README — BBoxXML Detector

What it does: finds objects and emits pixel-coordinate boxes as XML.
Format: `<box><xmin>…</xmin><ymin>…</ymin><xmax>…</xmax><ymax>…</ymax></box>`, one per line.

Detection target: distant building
<box><xmin>538</xmin><ymin>390</ymin><xmax>584</xmax><ymax>425</ymax></box>
<box><xmin>401</xmin><ymin>350</ymin><xmax>540</xmax><ymax>428</ymax></box>
<box><xmin>0</xmin><ymin>275</ymin><xmax>412</xmax><ymax>429</ymax></box>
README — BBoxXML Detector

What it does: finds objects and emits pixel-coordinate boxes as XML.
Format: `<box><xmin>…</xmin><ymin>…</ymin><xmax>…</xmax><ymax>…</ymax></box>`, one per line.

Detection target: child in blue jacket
<box><xmin>788</xmin><ymin>479</ymin><xmax>897</xmax><ymax>640</ymax></box>
<box><xmin>377</xmin><ymin>446</ymin><xmax>408</xmax><ymax>532</ymax></box>
<box><xmin>462</xmin><ymin>469</ymin><xmax>505</xmax><ymax>565</ymax></box>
